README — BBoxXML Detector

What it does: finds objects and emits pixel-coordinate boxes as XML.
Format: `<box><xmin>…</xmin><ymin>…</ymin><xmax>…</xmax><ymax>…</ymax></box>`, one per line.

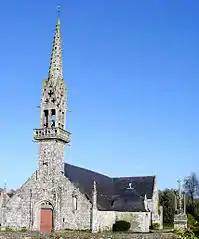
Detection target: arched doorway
<box><xmin>40</xmin><ymin>201</ymin><xmax>53</xmax><ymax>232</ymax></box>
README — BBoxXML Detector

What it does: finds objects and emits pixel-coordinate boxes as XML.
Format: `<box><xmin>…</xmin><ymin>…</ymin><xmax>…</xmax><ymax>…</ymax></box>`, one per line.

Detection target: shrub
<box><xmin>193</xmin><ymin>226</ymin><xmax>199</xmax><ymax>237</ymax></box>
<box><xmin>112</xmin><ymin>220</ymin><xmax>131</xmax><ymax>232</ymax></box>
<box><xmin>174</xmin><ymin>228</ymin><xmax>198</xmax><ymax>239</ymax></box>
<box><xmin>150</xmin><ymin>222</ymin><xmax>160</xmax><ymax>230</ymax></box>
<box><xmin>163</xmin><ymin>222</ymin><xmax>173</xmax><ymax>229</ymax></box>
<box><xmin>5</xmin><ymin>227</ymin><xmax>13</xmax><ymax>232</ymax></box>
<box><xmin>188</xmin><ymin>213</ymin><xmax>198</xmax><ymax>226</ymax></box>
<box><xmin>20</xmin><ymin>227</ymin><xmax>28</xmax><ymax>232</ymax></box>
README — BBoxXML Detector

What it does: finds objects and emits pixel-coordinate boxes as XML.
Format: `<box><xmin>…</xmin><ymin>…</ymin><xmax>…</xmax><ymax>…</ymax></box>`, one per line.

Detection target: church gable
<box><xmin>1</xmin><ymin>171</ymin><xmax>92</xmax><ymax>231</ymax></box>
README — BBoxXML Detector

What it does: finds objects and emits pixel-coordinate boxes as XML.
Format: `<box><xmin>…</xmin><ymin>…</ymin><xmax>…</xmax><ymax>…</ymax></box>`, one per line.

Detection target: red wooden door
<box><xmin>40</xmin><ymin>208</ymin><xmax>53</xmax><ymax>232</ymax></box>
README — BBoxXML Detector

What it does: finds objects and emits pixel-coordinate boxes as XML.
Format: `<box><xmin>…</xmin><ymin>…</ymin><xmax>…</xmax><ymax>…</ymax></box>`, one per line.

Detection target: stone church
<box><xmin>0</xmin><ymin>14</ymin><xmax>162</xmax><ymax>233</ymax></box>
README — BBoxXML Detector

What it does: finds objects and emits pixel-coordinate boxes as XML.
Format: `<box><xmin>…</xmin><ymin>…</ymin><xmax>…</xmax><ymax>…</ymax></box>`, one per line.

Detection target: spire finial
<box><xmin>57</xmin><ymin>5</ymin><xmax>61</xmax><ymax>23</ymax></box>
<box><xmin>48</xmin><ymin>6</ymin><xmax>63</xmax><ymax>82</ymax></box>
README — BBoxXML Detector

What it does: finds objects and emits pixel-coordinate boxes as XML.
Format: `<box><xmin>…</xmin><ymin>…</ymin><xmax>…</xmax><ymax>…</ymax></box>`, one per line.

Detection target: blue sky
<box><xmin>0</xmin><ymin>0</ymin><xmax>199</xmax><ymax>190</ymax></box>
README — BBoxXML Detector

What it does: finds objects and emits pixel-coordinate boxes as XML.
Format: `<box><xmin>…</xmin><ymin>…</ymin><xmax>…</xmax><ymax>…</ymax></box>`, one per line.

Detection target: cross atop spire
<box><xmin>57</xmin><ymin>5</ymin><xmax>61</xmax><ymax>24</ymax></box>
<box><xmin>48</xmin><ymin>8</ymin><xmax>63</xmax><ymax>84</ymax></box>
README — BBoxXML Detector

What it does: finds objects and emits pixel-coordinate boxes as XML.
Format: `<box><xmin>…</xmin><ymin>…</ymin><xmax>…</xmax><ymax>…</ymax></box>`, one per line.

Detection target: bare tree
<box><xmin>184</xmin><ymin>172</ymin><xmax>199</xmax><ymax>205</ymax></box>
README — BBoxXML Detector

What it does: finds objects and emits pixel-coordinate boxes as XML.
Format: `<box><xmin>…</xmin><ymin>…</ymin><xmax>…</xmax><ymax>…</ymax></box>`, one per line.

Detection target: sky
<box><xmin>0</xmin><ymin>0</ymin><xmax>199</xmax><ymax>191</ymax></box>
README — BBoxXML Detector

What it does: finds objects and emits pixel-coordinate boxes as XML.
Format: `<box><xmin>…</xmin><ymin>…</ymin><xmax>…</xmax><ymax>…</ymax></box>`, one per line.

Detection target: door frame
<box><xmin>32</xmin><ymin>200</ymin><xmax>55</xmax><ymax>232</ymax></box>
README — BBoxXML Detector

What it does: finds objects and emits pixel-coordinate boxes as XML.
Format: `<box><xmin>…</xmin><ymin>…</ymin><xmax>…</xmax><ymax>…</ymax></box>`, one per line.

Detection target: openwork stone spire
<box><xmin>48</xmin><ymin>12</ymin><xmax>63</xmax><ymax>84</ymax></box>
<box><xmin>34</xmin><ymin>8</ymin><xmax>70</xmax><ymax>140</ymax></box>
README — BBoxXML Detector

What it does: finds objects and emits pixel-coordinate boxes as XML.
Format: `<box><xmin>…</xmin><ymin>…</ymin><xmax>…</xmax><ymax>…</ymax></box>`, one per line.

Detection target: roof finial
<box><xmin>93</xmin><ymin>180</ymin><xmax>97</xmax><ymax>193</ymax></box>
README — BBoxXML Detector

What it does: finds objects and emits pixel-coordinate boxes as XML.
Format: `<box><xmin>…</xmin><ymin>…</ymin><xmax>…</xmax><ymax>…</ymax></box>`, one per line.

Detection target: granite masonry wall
<box><xmin>115</xmin><ymin>211</ymin><xmax>151</xmax><ymax>232</ymax></box>
<box><xmin>92</xmin><ymin>210</ymin><xmax>116</xmax><ymax>232</ymax></box>
<box><xmin>0</xmin><ymin>168</ymin><xmax>158</xmax><ymax>233</ymax></box>
<box><xmin>146</xmin><ymin>177</ymin><xmax>162</xmax><ymax>228</ymax></box>
<box><xmin>0</xmin><ymin>171</ymin><xmax>91</xmax><ymax>231</ymax></box>
<box><xmin>151</xmin><ymin>177</ymin><xmax>160</xmax><ymax>224</ymax></box>
<box><xmin>92</xmin><ymin>209</ymin><xmax>151</xmax><ymax>233</ymax></box>
<box><xmin>0</xmin><ymin>232</ymin><xmax>179</xmax><ymax>239</ymax></box>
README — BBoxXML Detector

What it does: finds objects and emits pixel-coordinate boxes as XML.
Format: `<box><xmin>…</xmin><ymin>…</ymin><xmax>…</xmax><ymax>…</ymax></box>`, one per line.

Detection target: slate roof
<box><xmin>111</xmin><ymin>191</ymin><xmax>146</xmax><ymax>212</ymax></box>
<box><xmin>64</xmin><ymin>163</ymin><xmax>155</xmax><ymax>212</ymax></box>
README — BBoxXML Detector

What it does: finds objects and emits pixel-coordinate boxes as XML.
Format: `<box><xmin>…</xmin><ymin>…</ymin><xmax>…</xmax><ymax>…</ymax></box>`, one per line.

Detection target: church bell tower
<box><xmin>33</xmin><ymin>14</ymin><xmax>70</xmax><ymax>179</ymax></box>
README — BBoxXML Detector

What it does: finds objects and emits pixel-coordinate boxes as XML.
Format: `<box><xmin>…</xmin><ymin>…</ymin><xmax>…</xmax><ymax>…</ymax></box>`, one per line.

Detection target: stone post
<box><xmin>92</xmin><ymin>181</ymin><xmax>98</xmax><ymax>233</ymax></box>
<box><xmin>159</xmin><ymin>206</ymin><xmax>163</xmax><ymax>229</ymax></box>
<box><xmin>184</xmin><ymin>193</ymin><xmax>186</xmax><ymax>214</ymax></box>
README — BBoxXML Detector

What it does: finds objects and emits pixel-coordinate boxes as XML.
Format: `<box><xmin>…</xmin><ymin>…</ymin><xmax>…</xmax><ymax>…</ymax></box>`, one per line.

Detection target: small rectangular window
<box><xmin>72</xmin><ymin>196</ymin><xmax>77</xmax><ymax>211</ymax></box>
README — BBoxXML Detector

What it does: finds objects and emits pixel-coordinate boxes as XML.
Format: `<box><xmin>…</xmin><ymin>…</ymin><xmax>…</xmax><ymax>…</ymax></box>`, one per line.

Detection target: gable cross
<box><xmin>127</xmin><ymin>182</ymin><xmax>133</xmax><ymax>189</ymax></box>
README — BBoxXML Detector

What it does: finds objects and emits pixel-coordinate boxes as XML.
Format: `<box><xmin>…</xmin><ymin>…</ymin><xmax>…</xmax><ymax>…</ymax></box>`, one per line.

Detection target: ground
<box><xmin>0</xmin><ymin>231</ymin><xmax>179</xmax><ymax>239</ymax></box>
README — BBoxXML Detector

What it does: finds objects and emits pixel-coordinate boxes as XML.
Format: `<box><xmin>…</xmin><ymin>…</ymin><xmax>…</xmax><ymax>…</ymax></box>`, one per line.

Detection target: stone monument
<box><xmin>174</xmin><ymin>178</ymin><xmax>187</xmax><ymax>230</ymax></box>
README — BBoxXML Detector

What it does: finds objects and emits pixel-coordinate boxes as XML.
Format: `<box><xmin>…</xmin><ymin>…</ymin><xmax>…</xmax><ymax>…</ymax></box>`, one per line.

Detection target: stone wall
<box><xmin>115</xmin><ymin>211</ymin><xmax>150</xmax><ymax>232</ymax></box>
<box><xmin>59</xmin><ymin>176</ymin><xmax>91</xmax><ymax>231</ymax></box>
<box><xmin>0</xmin><ymin>232</ymin><xmax>179</xmax><ymax>239</ymax></box>
<box><xmin>151</xmin><ymin>177</ymin><xmax>160</xmax><ymax>223</ymax></box>
<box><xmin>0</xmin><ymin>170</ymin><xmax>158</xmax><ymax>234</ymax></box>
<box><xmin>92</xmin><ymin>209</ymin><xmax>150</xmax><ymax>233</ymax></box>
<box><xmin>0</xmin><ymin>172</ymin><xmax>91</xmax><ymax>231</ymax></box>
<box><xmin>92</xmin><ymin>210</ymin><xmax>116</xmax><ymax>232</ymax></box>
<box><xmin>159</xmin><ymin>206</ymin><xmax>163</xmax><ymax>229</ymax></box>
<box><xmin>0</xmin><ymin>174</ymin><xmax>35</xmax><ymax>229</ymax></box>
<box><xmin>37</xmin><ymin>141</ymin><xmax>65</xmax><ymax>180</ymax></box>
<box><xmin>146</xmin><ymin>177</ymin><xmax>161</xmax><ymax>226</ymax></box>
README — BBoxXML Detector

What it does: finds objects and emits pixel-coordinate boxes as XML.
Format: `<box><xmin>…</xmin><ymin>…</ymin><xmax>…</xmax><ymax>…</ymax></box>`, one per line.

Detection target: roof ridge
<box><xmin>64</xmin><ymin>163</ymin><xmax>112</xmax><ymax>179</ymax></box>
<box><xmin>113</xmin><ymin>176</ymin><xmax>155</xmax><ymax>179</ymax></box>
